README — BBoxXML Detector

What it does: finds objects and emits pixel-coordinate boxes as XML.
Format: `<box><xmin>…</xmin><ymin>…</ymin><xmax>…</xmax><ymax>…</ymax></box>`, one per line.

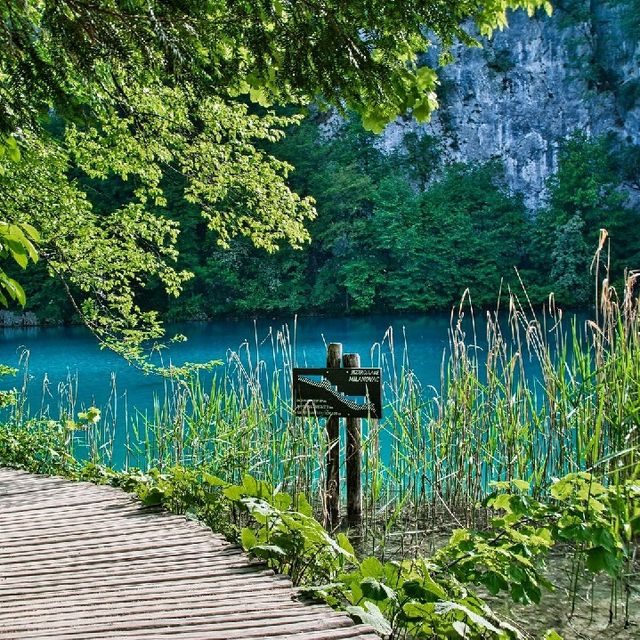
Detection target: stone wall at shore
<box><xmin>0</xmin><ymin>311</ymin><xmax>40</xmax><ymax>327</ymax></box>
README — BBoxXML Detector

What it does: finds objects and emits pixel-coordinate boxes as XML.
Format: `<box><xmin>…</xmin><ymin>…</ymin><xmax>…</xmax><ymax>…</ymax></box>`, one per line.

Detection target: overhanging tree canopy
<box><xmin>0</xmin><ymin>0</ymin><xmax>549</xmax><ymax>362</ymax></box>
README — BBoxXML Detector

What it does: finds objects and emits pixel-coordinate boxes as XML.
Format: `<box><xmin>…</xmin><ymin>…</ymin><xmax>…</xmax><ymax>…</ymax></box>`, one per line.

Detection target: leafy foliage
<box><xmin>0</xmin><ymin>419</ymin><xmax>79</xmax><ymax>475</ymax></box>
<box><xmin>0</xmin><ymin>0</ymin><xmax>551</xmax><ymax>357</ymax></box>
<box><xmin>0</xmin><ymin>0</ymin><xmax>549</xmax><ymax>136</ymax></box>
<box><xmin>321</xmin><ymin>555</ymin><xmax>526</xmax><ymax>639</ymax></box>
<box><xmin>54</xmin><ymin>117</ymin><xmax>527</xmax><ymax>319</ymax></box>
<box><xmin>526</xmin><ymin>133</ymin><xmax>640</xmax><ymax>305</ymax></box>
<box><xmin>217</xmin><ymin>474</ymin><xmax>357</xmax><ymax>586</ymax></box>
<box><xmin>23</xmin><ymin>120</ymin><xmax>640</xmax><ymax>322</ymax></box>
<box><xmin>0</xmin><ymin>137</ymin><xmax>40</xmax><ymax>308</ymax></box>
<box><xmin>0</xmin><ymin>97</ymin><xmax>315</xmax><ymax>362</ymax></box>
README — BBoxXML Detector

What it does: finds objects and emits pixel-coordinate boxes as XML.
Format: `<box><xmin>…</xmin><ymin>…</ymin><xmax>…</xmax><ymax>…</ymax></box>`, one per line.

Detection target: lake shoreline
<box><xmin>2</xmin><ymin>301</ymin><xmax>593</xmax><ymax>330</ymax></box>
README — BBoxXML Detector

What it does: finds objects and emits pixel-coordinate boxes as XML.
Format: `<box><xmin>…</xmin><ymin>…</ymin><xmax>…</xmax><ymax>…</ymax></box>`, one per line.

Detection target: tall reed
<box><xmin>5</xmin><ymin>265</ymin><xmax>639</xmax><ymax>528</ymax></box>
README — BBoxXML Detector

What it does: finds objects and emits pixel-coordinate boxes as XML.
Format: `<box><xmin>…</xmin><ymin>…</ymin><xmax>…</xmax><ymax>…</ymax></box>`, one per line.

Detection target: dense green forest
<box><xmin>16</xmin><ymin>117</ymin><xmax>639</xmax><ymax>324</ymax></box>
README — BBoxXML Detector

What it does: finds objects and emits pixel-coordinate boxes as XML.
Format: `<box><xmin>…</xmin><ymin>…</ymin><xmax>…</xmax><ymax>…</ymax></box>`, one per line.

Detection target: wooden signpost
<box><xmin>292</xmin><ymin>343</ymin><xmax>382</xmax><ymax>531</ymax></box>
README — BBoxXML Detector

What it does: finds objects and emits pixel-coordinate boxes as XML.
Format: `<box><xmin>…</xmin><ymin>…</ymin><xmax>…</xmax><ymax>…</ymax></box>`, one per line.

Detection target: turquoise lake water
<box><xmin>0</xmin><ymin>314</ymin><xmax>460</xmax><ymax>419</ymax></box>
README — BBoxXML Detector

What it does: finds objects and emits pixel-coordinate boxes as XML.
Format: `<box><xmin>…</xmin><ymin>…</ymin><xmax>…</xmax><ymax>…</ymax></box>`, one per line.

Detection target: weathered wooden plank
<box><xmin>1</xmin><ymin>540</ymin><xmax>229</xmax><ymax>568</ymax></box>
<box><xmin>1</xmin><ymin>549</ymin><xmax>259</xmax><ymax>574</ymax></box>
<box><xmin>0</xmin><ymin>531</ymin><xmax>219</xmax><ymax>556</ymax></box>
<box><xmin>0</xmin><ymin>591</ymin><xmax>307</xmax><ymax>620</ymax></box>
<box><xmin>0</xmin><ymin>518</ymin><xmax>211</xmax><ymax>543</ymax></box>
<box><xmin>1</xmin><ymin>498</ymin><xmax>148</xmax><ymax>517</ymax></box>
<box><xmin>0</xmin><ymin>563</ymin><xmax>274</xmax><ymax>591</ymax></box>
<box><xmin>4</xmin><ymin>613</ymin><xmax>355</xmax><ymax>639</ymax></box>
<box><xmin>0</xmin><ymin>604</ymin><xmax>336</xmax><ymax>633</ymax></box>
<box><xmin>0</xmin><ymin>469</ymin><xmax>379</xmax><ymax>640</ymax></box>
<box><xmin>0</xmin><ymin>553</ymin><xmax>260</xmax><ymax>579</ymax></box>
<box><xmin>0</xmin><ymin>575</ymin><xmax>292</xmax><ymax>606</ymax></box>
<box><xmin>114</xmin><ymin>631</ymin><xmax>378</xmax><ymax>640</ymax></box>
<box><xmin>0</xmin><ymin>509</ymin><xmax>162</xmax><ymax>531</ymax></box>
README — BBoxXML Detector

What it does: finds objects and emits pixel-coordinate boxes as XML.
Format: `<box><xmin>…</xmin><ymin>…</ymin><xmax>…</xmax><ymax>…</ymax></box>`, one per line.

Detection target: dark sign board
<box><xmin>292</xmin><ymin>368</ymin><xmax>382</xmax><ymax>418</ymax></box>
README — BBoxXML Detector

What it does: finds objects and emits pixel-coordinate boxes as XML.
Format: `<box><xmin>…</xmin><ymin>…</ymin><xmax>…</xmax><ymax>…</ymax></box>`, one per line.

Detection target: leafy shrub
<box><xmin>0</xmin><ymin>419</ymin><xmax>78</xmax><ymax>475</ymax></box>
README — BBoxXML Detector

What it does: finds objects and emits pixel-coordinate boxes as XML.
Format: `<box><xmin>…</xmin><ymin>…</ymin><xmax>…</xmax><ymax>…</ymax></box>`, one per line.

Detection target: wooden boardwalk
<box><xmin>0</xmin><ymin>469</ymin><xmax>378</xmax><ymax>640</ymax></box>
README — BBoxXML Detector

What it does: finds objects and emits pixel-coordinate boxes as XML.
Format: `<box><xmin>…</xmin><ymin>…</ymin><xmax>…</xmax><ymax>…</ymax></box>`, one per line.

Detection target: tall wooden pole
<box><xmin>343</xmin><ymin>352</ymin><xmax>363</xmax><ymax>530</ymax></box>
<box><xmin>325</xmin><ymin>342</ymin><xmax>342</xmax><ymax>530</ymax></box>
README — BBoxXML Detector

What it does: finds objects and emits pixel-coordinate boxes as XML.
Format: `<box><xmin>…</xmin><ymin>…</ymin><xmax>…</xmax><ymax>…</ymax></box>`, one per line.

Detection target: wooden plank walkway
<box><xmin>0</xmin><ymin>469</ymin><xmax>378</xmax><ymax>640</ymax></box>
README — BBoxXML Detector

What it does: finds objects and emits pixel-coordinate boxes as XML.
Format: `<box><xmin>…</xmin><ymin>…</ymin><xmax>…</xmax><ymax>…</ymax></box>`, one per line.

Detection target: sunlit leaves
<box><xmin>0</xmin><ymin>136</ymin><xmax>21</xmax><ymax>166</ymax></box>
<box><xmin>0</xmin><ymin>82</ymin><xmax>317</xmax><ymax>361</ymax></box>
<box><xmin>0</xmin><ymin>221</ymin><xmax>40</xmax><ymax>307</ymax></box>
<box><xmin>345</xmin><ymin>602</ymin><xmax>392</xmax><ymax>636</ymax></box>
<box><xmin>1</xmin><ymin>1</ymin><xmax>549</xmax><ymax>137</ymax></box>
<box><xmin>219</xmin><ymin>474</ymin><xmax>356</xmax><ymax>585</ymax></box>
<box><xmin>0</xmin><ymin>0</ymin><xmax>549</xmax><ymax>360</ymax></box>
<box><xmin>0</xmin><ymin>133</ymin><xmax>188</xmax><ymax>361</ymax></box>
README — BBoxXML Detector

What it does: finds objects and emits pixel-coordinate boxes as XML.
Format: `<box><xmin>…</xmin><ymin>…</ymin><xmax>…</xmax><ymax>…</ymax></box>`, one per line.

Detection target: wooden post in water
<box><xmin>343</xmin><ymin>352</ymin><xmax>362</xmax><ymax>530</ymax></box>
<box><xmin>325</xmin><ymin>342</ymin><xmax>342</xmax><ymax>530</ymax></box>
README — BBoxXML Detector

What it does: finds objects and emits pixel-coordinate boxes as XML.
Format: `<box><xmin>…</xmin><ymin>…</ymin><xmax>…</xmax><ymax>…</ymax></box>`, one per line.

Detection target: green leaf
<box><xmin>452</xmin><ymin>620</ymin><xmax>472</xmax><ymax>638</ymax></box>
<box><xmin>551</xmin><ymin>477</ymin><xmax>576</xmax><ymax>501</ymax></box>
<box><xmin>241</xmin><ymin>496</ymin><xmax>276</xmax><ymax>522</ymax></box>
<box><xmin>360</xmin><ymin>556</ymin><xmax>384</xmax><ymax>578</ymax></box>
<box><xmin>434</xmin><ymin>601</ymin><xmax>501</xmax><ymax>634</ymax></box>
<box><xmin>402</xmin><ymin>578</ymin><xmax>446</xmax><ymax>601</ymax></box>
<box><xmin>273</xmin><ymin>492</ymin><xmax>292</xmax><ymax>511</ymax></box>
<box><xmin>242</xmin><ymin>474</ymin><xmax>259</xmax><ymax>496</ymax></box>
<box><xmin>346</xmin><ymin>602</ymin><xmax>392</xmax><ymax>636</ymax></box>
<box><xmin>295</xmin><ymin>493</ymin><xmax>313</xmax><ymax>517</ymax></box>
<box><xmin>222</xmin><ymin>484</ymin><xmax>245</xmax><ymax>501</ymax></box>
<box><xmin>586</xmin><ymin>546</ymin><xmax>618</xmax><ymax>575</ymax></box>
<box><xmin>360</xmin><ymin>577</ymin><xmax>395</xmax><ymax>602</ymax></box>
<box><xmin>6</xmin><ymin>239</ymin><xmax>28</xmax><ymax>268</ymax></box>
<box><xmin>202</xmin><ymin>473</ymin><xmax>227</xmax><ymax>487</ymax></box>
<box><xmin>140</xmin><ymin>487</ymin><xmax>164</xmax><ymax>506</ymax></box>
<box><xmin>361</xmin><ymin>109</ymin><xmax>388</xmax><ymax>134</ymax></box>
<box><xmin>20</xmin><ymin>223</ymin><xmax>40</xmax><ymax>242</ymax></box>
<box><xmin>402</xmin><ymin>601</ymin><xmax>435</xmax><ymax>620</ymax></box>
<box><xmin>512</xmin><ymin>479</ymin><xmax>530</xmax><ymax>491</ymax></box>
<box><xmin>523</xmin><ymin>580</ymin><xmax>542</xmax><ymax>605</ymax></box>
<box><xmin>6</xmin><ymin>136</ymin><xmax>20</xmax><ymax>162</ymax></box>
<box><xmin>241</xmin><ymin>527</ymin><xmax>258</xmax><ymax>550</ymax></box>
<box><xmin>1</xmin><ymin>277</ymin><xmax>26</xmax><ymax>306</ymax></box>
<box><xmin>249</xmin><ymin>86</ymin><xmax>271</xmax><ymax>107</ymax></box>
<box><xmin>490</xmin><ymin>493</ymin><xmax>513</xmax><ymax>512</ymax></box>
<box><xmin>336</xmin><ymin>533</ymin><xmax>355</xmax><ymax>557</ymax></box>
<box><xmin>415</xmin><ymin>66</ymin><xmax>436</xmax><ymax>91</ymax></box>
<box><xmin>251</xmin><ymin>544</ymin><xmax>287</xmax><ymax>559</ymax></box>
<box><xmin>412</xmin><ymin>100</ymin><xmax>432</xmax><ymax>122</ymax></box>
<box><xmin>483</xmin><ymin>571</ymin><xmax>508</xmax><ymax>595</ymax></box>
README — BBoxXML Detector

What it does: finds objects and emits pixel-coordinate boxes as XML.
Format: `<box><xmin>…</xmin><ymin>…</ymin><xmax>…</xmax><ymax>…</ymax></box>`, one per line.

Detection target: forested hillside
<box><xmin>11</xmin><ymin>0</ymin><xmax>640</xmax><ymax>323</ymax></box>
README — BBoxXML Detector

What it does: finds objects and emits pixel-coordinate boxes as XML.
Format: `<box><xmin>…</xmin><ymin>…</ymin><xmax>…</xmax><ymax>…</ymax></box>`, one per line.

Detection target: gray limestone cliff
<box><xmin>378</xmin><ymin>0</ymin><xmax>639</xmax><ymax>209</ymax></box>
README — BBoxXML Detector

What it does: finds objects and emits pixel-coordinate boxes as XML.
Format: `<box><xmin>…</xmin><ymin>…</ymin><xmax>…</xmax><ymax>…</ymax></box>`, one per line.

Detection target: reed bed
<box><xmin>4</xmin><ymin>267</ymin><xmax>640</xmax><ymax>540</ymax></box>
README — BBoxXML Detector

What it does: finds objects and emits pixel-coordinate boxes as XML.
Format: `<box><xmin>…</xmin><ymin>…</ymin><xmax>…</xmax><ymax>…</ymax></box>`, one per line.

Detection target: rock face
<box><xmin>379</xmin><ymin>1</ymin><xmax>640</xmax><ymax>209</ymax></box>
<box><xmin>0</xmin><ymin>311</ymin><xmax>39</xmax><ymax>327</ymax></box>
